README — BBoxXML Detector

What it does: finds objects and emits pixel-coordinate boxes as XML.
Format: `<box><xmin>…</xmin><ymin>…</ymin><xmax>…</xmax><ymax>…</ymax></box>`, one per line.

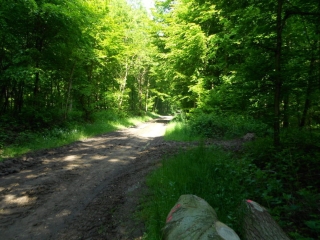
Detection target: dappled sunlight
<box><xmin>64</xmin><ymin>164</ymin><xmax>81</xmax><ymax>170</ymax></box>
<box><xmin>3</xmin><ymin>194</ymin><xmax>37</xmax><ymax>206</ymax></box>
<box><xmin>64</xmin><ymin>155</ymin><xmax>79</xmax><ymax>161</ymax></box>
<box><xmin>109</xmin><ymin>159</ymin><xmax>120</xmax><ymax>163</ymax></box>
<box><xmin>56</xmin><ymin>209</ymin><xmax>72</xmax><ymax>218</ymax></box>
<box><xmin>0</xmin><ymin>116</ymin><xmax>172</xmax><ymax>239</ymax></box>
<box><xmin>26</xmin><ymin>174</ymin><xmax>40</xmax><ymax>179</ymax></box>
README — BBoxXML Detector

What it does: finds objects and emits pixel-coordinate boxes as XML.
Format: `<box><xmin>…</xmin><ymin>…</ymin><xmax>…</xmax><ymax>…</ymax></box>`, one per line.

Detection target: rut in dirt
<box><xmin>0</xmin><ymin>116</ymin><xmax>173</xmax><ymax>240</ymax></box>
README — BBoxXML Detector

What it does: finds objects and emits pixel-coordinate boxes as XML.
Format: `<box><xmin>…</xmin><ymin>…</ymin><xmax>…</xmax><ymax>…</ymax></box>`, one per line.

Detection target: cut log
<box><xmin>162</xmin><ymin>195</ymin><xmax>240</xmax><ymax>240</ymax></box>
<box><xmin>243</xmin><ymin>199</ymin><xmax>291</xmax><ymax>240</ymax></box>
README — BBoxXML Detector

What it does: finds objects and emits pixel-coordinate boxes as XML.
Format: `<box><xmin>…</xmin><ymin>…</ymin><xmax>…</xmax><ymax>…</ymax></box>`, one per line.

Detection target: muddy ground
<box><xmin>0</xmin><ymin>116</ymin><xmax>247</xmax><ymax>240</ymax></box>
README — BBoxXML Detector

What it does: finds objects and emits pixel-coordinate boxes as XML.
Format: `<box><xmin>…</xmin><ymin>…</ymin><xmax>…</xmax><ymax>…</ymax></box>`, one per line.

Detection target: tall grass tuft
<box><xmin>164</xmin><ymin>122</ymin><xmax>201</xmax><ymax>142</ymax></box>
<box><xmin>140</xmin><ymin>145</ymin><xmax>261</xmax><ymax>239</ymax></box>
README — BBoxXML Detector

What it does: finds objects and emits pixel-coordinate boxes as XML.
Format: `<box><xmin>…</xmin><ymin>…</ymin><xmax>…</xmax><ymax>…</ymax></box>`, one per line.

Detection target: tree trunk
<box><xmin>145</xmin><ymin>77</ymin><xmax>149</xmax><ymax>112</ymax></box>
<box><xmin>1</xmin><ymin>86</ymin><xmax>9</xmax><ymax>113</ymax></box>
<box><xmin>283</xmin><ymin>93</ymin><xmax>289</xmax><ymax>128</ymax></box>
<box><xmin>299</xmin><ymin>79</ymin><xmax>312</xmax><ymax>128</ymax></box>
<box><xmin>274</xmin><ymin>0</ymin><xmax>284</xmax><ymax>147</ymax></box>
<box><xmin>153</xmin><ymin>97</ymin><xmax>158</xmax><ymax>112</ymax></box>
<box><xmin>163</xmin><ymin>196</ymin><xmax>291</xmax><ymax>240</ymax></box>
<box><xmin>118</xmin><ymin>60</ymin><xmax>129</xmax><ymax>109</ymax></box>
<box><xmin>243</xmin><ymin>200</ymin><xmax>290</xmax><ymax>240</ymax></box>
<box><xmin>64</xmin><ymin>62</ymin><xmax>76</xmax><ymax>119</ymax></box>
<box><xmin>299</xmin><ymin>12</ymin><xmax>318</xmax><ymax>128</ymax></box>
<box><xmin>163</xmin><ymin>195</ymin><xmax>240</xmax><ymax>240</ymax></box>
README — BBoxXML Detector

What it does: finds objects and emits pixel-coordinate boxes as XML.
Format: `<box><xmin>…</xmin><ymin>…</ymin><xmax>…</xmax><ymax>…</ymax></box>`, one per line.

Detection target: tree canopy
<box><xmin>1</xmin><ymin>0</ymin><xmax>319</xmax><ymax>140</ymax></box>
<box><xmin>151</xmin><ymin>0</ymin><xmax>320</xmax><ymax>145</ymax></box>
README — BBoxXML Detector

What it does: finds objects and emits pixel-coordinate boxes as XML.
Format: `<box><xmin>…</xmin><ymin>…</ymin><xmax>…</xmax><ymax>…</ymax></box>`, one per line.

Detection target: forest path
<box><xmin>0</xmin><ymin>116</ymin><xmax>177</xmax><ymax>240</ymax></box>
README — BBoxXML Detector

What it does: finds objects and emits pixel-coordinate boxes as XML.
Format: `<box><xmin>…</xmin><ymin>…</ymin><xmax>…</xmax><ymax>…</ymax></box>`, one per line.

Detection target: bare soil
<box><xmin>0</xmin><ymin>116</ymin><xmax>247</xmax><ymax>240</ymax></box>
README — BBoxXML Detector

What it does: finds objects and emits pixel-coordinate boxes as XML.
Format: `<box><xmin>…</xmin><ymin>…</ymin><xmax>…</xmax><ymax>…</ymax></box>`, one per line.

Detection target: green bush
<box><xmin>243</xmin><ymin>129</ymin><xmax>320</xmax><ymax>239</ymax></box>
<box><xmin>189</xmin><ymin>113</ymin><xmax>270</xmax><ymax>139</ymax></box>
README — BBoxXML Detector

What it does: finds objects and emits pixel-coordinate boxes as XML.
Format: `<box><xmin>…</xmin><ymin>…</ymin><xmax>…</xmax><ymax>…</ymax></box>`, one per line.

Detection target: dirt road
<box><xmin>0</xmin><ymin>116</ymin><xmax>175</xmax><ymax>240</ymax></box>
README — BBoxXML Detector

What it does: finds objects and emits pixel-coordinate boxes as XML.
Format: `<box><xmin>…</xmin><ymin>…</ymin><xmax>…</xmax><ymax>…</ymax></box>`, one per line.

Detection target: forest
<box><xmin>0</xmin><ymin>0</ymin><xmax>320</xmax><ymax>239</ymax></box>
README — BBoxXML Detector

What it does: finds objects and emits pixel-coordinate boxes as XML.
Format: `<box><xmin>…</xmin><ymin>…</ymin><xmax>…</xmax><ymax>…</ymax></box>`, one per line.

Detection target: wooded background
<box><xmin>1</xmin><ymin>1</ymin><xmax>320</xmax><ymax>238</ymax></box>
<box><xmin>1</xmin><ymin>0</ymin><xmax>319</xmax><ymax>146</ymax></box>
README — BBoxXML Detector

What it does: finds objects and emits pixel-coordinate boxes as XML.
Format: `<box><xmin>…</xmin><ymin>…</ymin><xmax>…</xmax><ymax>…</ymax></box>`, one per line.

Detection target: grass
<box><xmin>141</xmin><ymin>116</ymin><xmax>320</xmax><ymax>240</ymax></box>
<box><xmin>0</xmin><ymin>112</ymin><xmax>158</xmax><ymax>160</ymax></box>
<box><xmin>164</xmin><ymin>122</ymin><xmax>201</xmax><ymax>142</ymax></box>
<box><xmin>139</xmin><ymin>145</ymin><xmax>260</xmax><ymax>239</ymax></box>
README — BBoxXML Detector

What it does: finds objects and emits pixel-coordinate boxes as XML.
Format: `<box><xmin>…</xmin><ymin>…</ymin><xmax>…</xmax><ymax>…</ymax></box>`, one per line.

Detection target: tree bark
<box><xmin>274</xmin><ymin>0</ymin><xmax>284</xmax><ymax>147</ymax></box>
<box><xmin>243</xmin><ymin>200</ymin><xmax>290</xmax><ymax>240</ymax></box>
<box><xmin>299</xmin><ymin>71</ymin><xmax>313</xmax><ymax>128</ymax></box>
<box><xmin>163</xmin><ymin>195</ymin><xmax>240</xmax><ymax>240</ymax></box>
<box><xmin>283</xmin><ymin>93</ymin><xmax>289</xmax><ymax>128</ymax></box>
<box><xmin>118</xmin><ymin>59</ymin><xmax>129</xmax><ymax>109</ymax></box>
<box><xmin>64</xmin><ymin>62</ymin><xmax>76</xmax><ymax>119</ymax></box>
<box><xmin>145</xmin><ymin>77</ymin><xmax>150</xmax><ymax>112</ymax></box>
<box><xmin>163</xmin><ymin>196</ymin><xmax>291</xmax><ymax>240</ymax></box>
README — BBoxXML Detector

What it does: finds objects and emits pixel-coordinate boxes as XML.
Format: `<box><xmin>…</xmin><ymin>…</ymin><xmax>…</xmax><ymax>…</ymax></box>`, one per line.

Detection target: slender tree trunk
<box><xmin>34</xmin><ymin>63</ymin><xmax>40</xmax><ymax>98</ymax></box>
<box><xmin>300</xmin><ymin>57</ymin><xmax>315</xmax><ymax>128</ymax></box>
<box><xmin>274</xmin><ymin>0</ymin><xmax>284</xmax><ymax>147</ymax></box>
<box><xmin>138</xmin><ymin>76</ymin><xmax>142</xmax><ymax>110</ymax></box>
<box><xmin>137</xmin><ymin>69</ymin><xmax>146</xmax><ymax>111</ymax></box>
<box><xmin>65</xmin><ymin>62</ymin><xmax>76</xmax><ymax>119</ymax></box>
<box><xmin>118</xmin><ymin>60</ymin><xmax>128</xmax><ymax>109</ymax></box>
<box><xmin>17</xmin><ymin>82</ymin><xmax>24</xmax><ymax>113</ymax></box>
<box><xmin>153</xmin><ymin>97</ymin><xmax>158</xmax><ymax>112</ymax></box>
<box><xmin>33</xmin><ymin>16</ymin><xmax>44</xmax><ymax>104</ymax></box>
<box><xmin>118</xmin><ymin>55</ymin><xmax>136</xmax><ymax>109</ymax></box>
<box><xmin>299</xmin><ymin>10</ymin><xmax>319</xmax><ymax>128</ymax></box>
<box><xmin>33</xmin><ymin>21</ymin><xmax>44</xmax><ymax>108</ymax></box>
<box><xmin>145</xmin><ymin>77</ymin><xmax>149</xmax><ymax>112</ymax></box>
<box><xmin>283</xmin><ymin>94</ymin><xmax>289</xmax><ymax>128</ymax></box>
<box><xmin>283</xmin><ymin>39</ymin><xmax>291</xmax><ymax>129</ymax></box>
<box><xmin>1</xmin><ymin>86</ymin><xmax>9</xmax><ymax>113</ymax></box>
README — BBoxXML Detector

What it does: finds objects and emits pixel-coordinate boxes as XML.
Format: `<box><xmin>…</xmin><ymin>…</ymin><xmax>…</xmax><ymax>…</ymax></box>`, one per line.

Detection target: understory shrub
<box><xmin>244</xmin><ymin>129</ymin><xmax>320</xmax><ymax>239</ymax></box>
<box><xmin>189</xmin><ymin>112</ymin><xmax>270</xmax><ymax>139</ymax></box>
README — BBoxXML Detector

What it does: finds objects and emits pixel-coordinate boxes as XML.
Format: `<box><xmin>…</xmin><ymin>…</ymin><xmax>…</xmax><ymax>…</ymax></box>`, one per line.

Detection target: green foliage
<box><xmin>189</xmin><ymin>112</ymin><xmax>270</xmax><ymax>139</ymax></box>
<box><xmin>140</xmin><ymin>145</ymin><xmax>263</xmax><ymax>239</ymax></box>
<box><xmin>244</xmin><ymin>129</ymin><xmax>320</xmax><ymax>239</ymax></box>
<box><xmin>157</xmin><ymin>114</ymin><xmax>320</xmax><ymax>239</ymax></box>
<box><xmin>0</xmin><ymin>0</ymin><xmax>159</xmax><ymax>134</ymax></box>
<box><xmin>164</xmin><ymin>122</ymin><xmax>200</xmax><ymax>142</ymax></box>
<box><xmin>152</xmin><ymin>0</ymin><xmax>320</xmax><ymax>144</ymax></box>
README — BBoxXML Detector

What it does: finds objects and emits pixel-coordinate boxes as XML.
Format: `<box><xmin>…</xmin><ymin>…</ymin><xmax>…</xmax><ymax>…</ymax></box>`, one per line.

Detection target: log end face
<box><xmin>215</xmin><ymin>221</ymin><xmax>240</xmax><ymax>240</ymax></box>
<box><xmin>246</xmin><ymin>199</ymin><xmax>264</xmax><ymax>212</ymax></box>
